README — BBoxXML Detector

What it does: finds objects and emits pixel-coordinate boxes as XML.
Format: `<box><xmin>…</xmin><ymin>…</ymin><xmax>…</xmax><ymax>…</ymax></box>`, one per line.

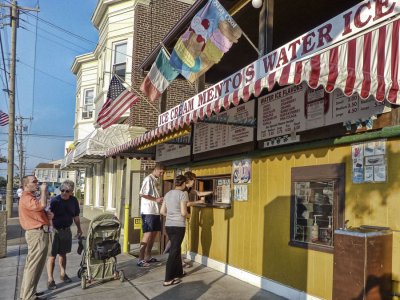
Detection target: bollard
<box><xmin>123</xmin><ymin>204</ymin><xmax>129</xmax><ymax>253</ymax></box>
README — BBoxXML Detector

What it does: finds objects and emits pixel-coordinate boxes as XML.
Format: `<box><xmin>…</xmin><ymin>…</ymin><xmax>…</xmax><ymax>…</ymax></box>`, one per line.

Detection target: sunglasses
<box><xmin>61</xmin><ymin>189</ymin><xmax>71</xmax><ymax>193</ymax></box>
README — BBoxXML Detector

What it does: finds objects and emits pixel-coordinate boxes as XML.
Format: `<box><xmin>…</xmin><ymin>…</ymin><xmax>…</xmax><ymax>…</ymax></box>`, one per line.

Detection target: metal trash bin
<box><xmin>332</xmin><ymin>226</ymin><xmax>392</xmax><ymax>300</ymax></box>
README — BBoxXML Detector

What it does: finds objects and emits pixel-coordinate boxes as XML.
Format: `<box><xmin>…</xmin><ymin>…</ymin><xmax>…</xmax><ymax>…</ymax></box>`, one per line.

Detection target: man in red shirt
<box><xmin>19</xmin><ymin>175</ymin><xmax>51</xmax><ymax>300</ymax></box>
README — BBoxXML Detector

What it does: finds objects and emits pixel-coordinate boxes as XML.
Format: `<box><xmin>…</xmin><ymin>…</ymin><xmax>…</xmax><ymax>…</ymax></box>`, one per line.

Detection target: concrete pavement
<box><xmin>1</xmin><ymin>207</ymin><xmax>287</xmax><ymax>300</ymax></box>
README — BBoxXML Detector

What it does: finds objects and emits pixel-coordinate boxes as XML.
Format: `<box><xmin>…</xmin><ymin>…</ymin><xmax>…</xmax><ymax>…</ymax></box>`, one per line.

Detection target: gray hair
<box><xmin>61</xmin><ymin>180</ymin><xmax>74</xmax><ymax>191</ymax></box>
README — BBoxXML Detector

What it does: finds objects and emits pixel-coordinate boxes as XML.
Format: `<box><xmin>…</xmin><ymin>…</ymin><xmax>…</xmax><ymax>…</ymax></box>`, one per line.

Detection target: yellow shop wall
<box><xmin>187</xmin><ymin>139</ymin><xmax>400</xmax><ymax>300</ymax></box>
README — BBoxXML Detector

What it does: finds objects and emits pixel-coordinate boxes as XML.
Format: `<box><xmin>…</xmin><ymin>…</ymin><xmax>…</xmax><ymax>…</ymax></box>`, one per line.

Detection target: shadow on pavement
<box><xmin>151</xmin><ymin>280</ymin><xmax>210</xmax><ymax>300</ymax></box>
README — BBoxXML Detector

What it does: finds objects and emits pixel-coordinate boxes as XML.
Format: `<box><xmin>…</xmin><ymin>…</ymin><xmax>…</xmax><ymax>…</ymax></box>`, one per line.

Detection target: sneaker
<box><xmin>47</xmin><ymin>280</ymin><xmax>56</xmax><ymax>290</ymax></box>
<box><xmin>60</xmin><ymin>274</ymin><xmax>72</xmax><ymax>283</ymax></box>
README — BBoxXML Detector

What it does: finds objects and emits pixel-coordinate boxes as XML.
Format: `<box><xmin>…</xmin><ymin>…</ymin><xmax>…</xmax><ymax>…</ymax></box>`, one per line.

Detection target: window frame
<box><xmin>289</xmin><ymin>163</ymin><xmax>345</xmax><ymax>253</ymax></box>
<box><xmin>195</xmin><ymin>175</ymin><xmax>232</xmax><ymax>208</ymax></box>
<box><xmin>82</xmin><ymin>88</ymin><xmax>94</xmax><ymax>119</ymax></box>
<box><xmin>112</xmin><ymin>41</ymin><xmax>127</xmax><ymax>80</ymax></box>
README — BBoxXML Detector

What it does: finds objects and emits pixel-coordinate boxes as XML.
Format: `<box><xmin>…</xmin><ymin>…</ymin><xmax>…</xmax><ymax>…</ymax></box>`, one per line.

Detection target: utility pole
<box><xmin>5</xmin><ymin>0</ymin><xmax>17</xmax><ymax>217</ymax></box>
<box><xmin>16</xmin><ymin>116</ymin><xmax>31</xmax><ymax>186</ymax></box>
<box><xmin>2</xmin><ymin>1</ymin><xmax>39</xmax><ymax>218</ymax></box>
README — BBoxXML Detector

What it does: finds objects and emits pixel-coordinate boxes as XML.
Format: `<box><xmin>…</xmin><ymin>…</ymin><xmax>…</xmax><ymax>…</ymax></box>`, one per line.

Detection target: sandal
<box><xmin>60</xmin><ymin>274</ymin><xmax>72</xmax><ymax>283</ymax></box>
<box><xmin>137</xmin><ymin>260</ymin><xmax>150</xmax><ymax>267</ymax></box>
<box><xmin>146</xmin><ymin>257</ymin><xmax>159</xmax><ymax>263</ymax></box>
<box><xmin>163</xmin><ymin>278</ymin><xmax>181</xmax><ymax>287</ymax></box>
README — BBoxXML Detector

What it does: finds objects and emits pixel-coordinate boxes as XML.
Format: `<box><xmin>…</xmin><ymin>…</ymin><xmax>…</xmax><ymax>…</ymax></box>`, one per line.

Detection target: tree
<box><xmin>0</xmin><ymin>176</ymin><xmax>6</xmax><ymax>188</ymax></box>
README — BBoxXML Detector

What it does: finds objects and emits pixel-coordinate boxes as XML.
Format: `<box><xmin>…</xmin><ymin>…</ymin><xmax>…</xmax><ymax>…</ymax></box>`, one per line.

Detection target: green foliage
<box><xmin>0</xmin><ymin>176</ymin><xmax>6</xmax><ymax>188</ymax></box>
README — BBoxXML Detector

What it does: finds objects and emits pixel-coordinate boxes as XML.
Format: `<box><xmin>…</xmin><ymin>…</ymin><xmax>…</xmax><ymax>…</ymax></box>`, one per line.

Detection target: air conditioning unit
<box><xmin>82</xmin><ymin>111</ymin><xmax>93</xmax><ymax>119</ymax></box>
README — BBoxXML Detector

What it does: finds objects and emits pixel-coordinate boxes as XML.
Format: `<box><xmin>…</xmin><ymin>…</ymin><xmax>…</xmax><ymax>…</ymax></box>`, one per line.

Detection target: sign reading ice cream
<box><xmin>158</xmin><ymin>0</ymin><xmax>398</xmax><ymax>127</ymax></box>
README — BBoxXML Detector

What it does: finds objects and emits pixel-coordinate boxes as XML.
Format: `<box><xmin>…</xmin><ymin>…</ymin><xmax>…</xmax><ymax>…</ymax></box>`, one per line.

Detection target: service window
<box><xmin>196</xmin><ymin>176</ymin><xmax>231</xmax><ymax>208</ymax></box>
<box><xmin>290</xmin><ymin>164</ymin><xmax>345</xmax><ymax>253</ymax></box>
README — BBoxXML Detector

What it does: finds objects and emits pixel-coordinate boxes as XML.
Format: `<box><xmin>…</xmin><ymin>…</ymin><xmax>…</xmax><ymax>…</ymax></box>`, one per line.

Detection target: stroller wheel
<box><xmin>77</xmin><ymin>268</ymin><xmax>82</xmax><ymax>279</ymax></box>
<box><xmin>81</xmin><ymin>275</ymin><xmax>87</xmax><ymax>289</ymax></box>
<box><xmin>119</xmin><ymin>270</ymin><xmax>125</xmax><ymax>282</ymax></box>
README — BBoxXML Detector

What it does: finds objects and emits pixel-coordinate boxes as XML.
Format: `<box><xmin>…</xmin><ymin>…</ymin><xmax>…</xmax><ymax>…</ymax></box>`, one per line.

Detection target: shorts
<box><xmin>49</xmin><ymin>227</ymin><xmax>72</xmax><ymax>256</ymax></box>
<box><xmin>141</xmin><ymin>214</ymin><xmax>161</xmax><ymax>233</ymax></box>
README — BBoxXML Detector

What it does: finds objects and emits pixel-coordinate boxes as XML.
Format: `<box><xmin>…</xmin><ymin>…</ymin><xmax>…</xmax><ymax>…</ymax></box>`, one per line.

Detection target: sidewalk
<box><xmin>1</xmin><ymin>209</ymin><xmax>287</xmax><ymax>300</ymax></box>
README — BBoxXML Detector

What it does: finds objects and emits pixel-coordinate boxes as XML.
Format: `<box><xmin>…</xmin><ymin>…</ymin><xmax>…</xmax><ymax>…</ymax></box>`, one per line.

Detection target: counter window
<box><xmin>290</xmin><ymin>164</ymin><xmax>345</xmax><ymax>253</ymax></box>
<box><xmin>195</xmin><ymin>176</ymin><xmax>231</xmax><ymax>208</ymax></box>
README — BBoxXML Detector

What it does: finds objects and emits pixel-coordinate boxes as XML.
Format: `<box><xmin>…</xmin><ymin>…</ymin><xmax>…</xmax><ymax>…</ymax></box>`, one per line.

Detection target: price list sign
<box><xmin>326</xmin><ymin>90</ymin><xmax>388</xmax><ymax>124</ymax></box>
<box><xmin>193</xmin><ymin>102</ymin><xmax>254</xmax><ymax>154</ymax></box>
<box><xmin>258</xmin><ymin>83</ymin><xmax>390</xmax><ymax>144</ymax></box>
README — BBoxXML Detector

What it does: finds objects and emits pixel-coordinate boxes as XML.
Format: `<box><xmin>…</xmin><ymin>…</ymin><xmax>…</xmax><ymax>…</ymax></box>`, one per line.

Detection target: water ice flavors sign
<box><xmin>257</xmin><ymin>83</ymin><xmax>390</xmax><ymax>144</ymax></box>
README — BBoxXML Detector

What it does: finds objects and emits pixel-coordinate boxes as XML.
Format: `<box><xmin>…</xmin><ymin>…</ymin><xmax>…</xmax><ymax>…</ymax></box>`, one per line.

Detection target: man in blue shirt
<box><xmin>46</xmin><ymin>180</ymin><xmax>82</xmax><ymax>290</ymax></box>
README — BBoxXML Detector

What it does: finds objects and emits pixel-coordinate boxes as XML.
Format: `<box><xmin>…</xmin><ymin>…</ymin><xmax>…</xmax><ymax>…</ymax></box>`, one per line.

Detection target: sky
<box><xmin>0</xmin><ymin>0</ymin><xmax>98</xmax><ymax>177</ymax></box>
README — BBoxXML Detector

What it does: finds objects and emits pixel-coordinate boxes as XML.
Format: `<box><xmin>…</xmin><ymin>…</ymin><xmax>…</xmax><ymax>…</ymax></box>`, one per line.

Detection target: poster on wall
<box><xmin>233</xmin><ymin>184</ymin><xmax>248</xmax><ymax>201</ymax></box>
<box><xmin>232</xmin><ymin>159</ymin><xmax>251</xmax><ymax>201</ymax></box>
<box><xmin>232</xmin><ymin>159</ymin><xmax>251</xmax><ymax>184</ymax></box>
<box><xmin>351</xmin><ymin>139</ymin><xmax>387</xmax><ymax>183</ymax></box>
<box><xmin>257</xmin><ymin>83</ymin><xmax>391</xmax><ymax>147</ymax></box>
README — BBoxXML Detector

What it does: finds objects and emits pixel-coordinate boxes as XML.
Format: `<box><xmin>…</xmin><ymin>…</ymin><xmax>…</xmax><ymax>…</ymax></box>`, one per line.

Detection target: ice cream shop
<box><xmin>109</xmin><ymin>0</ymin><xmax>400</xmax><ymax>299</ymax></box>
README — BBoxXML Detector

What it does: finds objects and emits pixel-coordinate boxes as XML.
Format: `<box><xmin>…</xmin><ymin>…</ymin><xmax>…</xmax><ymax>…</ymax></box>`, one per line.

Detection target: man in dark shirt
<box><xmin>46</xmin><ymin>180</ymin><xmax>82</xmax><ymax>290</ymax></box>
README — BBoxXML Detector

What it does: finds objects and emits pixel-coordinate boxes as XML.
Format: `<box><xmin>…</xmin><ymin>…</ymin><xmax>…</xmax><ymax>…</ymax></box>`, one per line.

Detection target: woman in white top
<box><xmin>160</xmin><ymin>175</ymin><xmax>188</xmax><ymax>286</ymax></box>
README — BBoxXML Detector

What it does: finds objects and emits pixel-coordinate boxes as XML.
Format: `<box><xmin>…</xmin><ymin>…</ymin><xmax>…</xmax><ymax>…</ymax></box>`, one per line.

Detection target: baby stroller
<box><xmin>77</xmin><ymin>213</ymin><xmax>125</xmax><ymax>289</ymax></box>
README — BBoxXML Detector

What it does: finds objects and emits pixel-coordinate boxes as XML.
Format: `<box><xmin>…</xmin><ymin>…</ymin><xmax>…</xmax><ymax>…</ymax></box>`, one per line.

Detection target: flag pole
<box><xmin>114</xmin><ymin>74</ymin><xmax>160</xmax><ymax>114</ymax></box>
<box><xmin>241</xmin><ymin>29</ymin><xmax>261</xmax><ymax>56</ymax></box>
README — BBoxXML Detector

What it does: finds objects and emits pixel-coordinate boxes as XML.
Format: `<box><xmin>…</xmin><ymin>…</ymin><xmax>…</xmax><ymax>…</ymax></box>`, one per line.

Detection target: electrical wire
<box><xmin>22</xmin><ymin>10</ymin><xmax>133</xmax><ymax>59</ymax></box>
<box><xmin>20</xmin><ymin>19</ymin><xmax>93</xmax><ymax>53</ymax></box>
<box><xmin>0</xmin><ymin>31</ymin><xmax>9</xmax><ymax>97</ymax></box>
<box><xmin>17</xmin><ymin>60</ymin><xmax>74</xmax><ymax>86</ymax></box>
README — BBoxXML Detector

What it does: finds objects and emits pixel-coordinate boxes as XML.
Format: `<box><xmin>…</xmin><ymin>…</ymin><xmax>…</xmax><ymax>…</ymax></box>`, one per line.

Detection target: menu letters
<box><xmin>193</xmin><ymin>102</ymin><xmax>254</xmax><ymax>154</ymax></box>
<box><xmin>156</xmin><ymin>143</ymin><xmax>190</xmax><ymax>162</ymax></box>
<box><xmin>257</xmin><ymin>82</ymin><xmax>390</xmax><ymax>143</ymax></box>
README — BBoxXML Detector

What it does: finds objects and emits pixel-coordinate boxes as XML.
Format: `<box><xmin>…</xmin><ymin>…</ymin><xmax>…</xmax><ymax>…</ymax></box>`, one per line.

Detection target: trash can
<box><xmin>332</xmin><ymin>226</ymin><xmax>392</xmax><ymax>300</ymax></box>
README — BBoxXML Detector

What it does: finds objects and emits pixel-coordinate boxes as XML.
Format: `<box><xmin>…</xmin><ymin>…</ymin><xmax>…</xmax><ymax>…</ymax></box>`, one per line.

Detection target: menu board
<box><xmin>156</xmin><ymin>143</ymin><xmax>190</xmax><ymax>162</ymax></box>
<box><xmin>257</xmin><ymin>82</ymin><xmax>390</xmax><ymax>143</ymax></box>
<box><xmin>193</xmin><ymin>101</ymin><xmax>254</xmax><ymax>154</ymax></box>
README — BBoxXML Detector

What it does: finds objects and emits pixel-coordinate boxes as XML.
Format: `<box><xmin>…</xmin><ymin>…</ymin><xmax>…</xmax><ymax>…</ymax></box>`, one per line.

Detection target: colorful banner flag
<box><xmin>140</xmin><ymin>48</ymin><xmax>179</xmax><ymax>102</ymax></box>
<box><xmin>96</xmin><ymin>75</ymin><xmax>140</xmax><ymax>129</ymax></box>
<box><xmin>0</xmin><ymin>110</ymin><xmax>9</xmax><ymax>126</ymax></box>
<box><xmin>170</xmin><ymin>0</ymin><xmax>242</xmax><ymax>83</ymax></box>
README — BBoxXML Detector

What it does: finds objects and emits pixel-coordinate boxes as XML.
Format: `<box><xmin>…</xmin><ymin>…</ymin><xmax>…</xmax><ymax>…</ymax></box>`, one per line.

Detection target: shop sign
<box><xmin>193</xmin><ymin>101</ymin><xmax>254</xmax><ymax>154</ymax></box>
<box><xmin>158</xmin><ymin>0</ymin><xmax>398</xmax><ymax>127</ymax></box>
<box><xmin>133</xmin><ymin>217</ymin><xmax>142</xmax><ymax>230</ymax></box>
<box><xmin>257</xmin><ymin>82</ymin><xmax>390</xmax><ymax>144</ymax></box>
<box><xmin>163</xmin><ymin>169</ymin><xmax>175</xmax><ymax>180</ymax></box>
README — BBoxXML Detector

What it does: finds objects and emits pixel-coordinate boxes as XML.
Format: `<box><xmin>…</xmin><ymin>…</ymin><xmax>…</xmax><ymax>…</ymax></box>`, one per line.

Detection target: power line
<box><xmin>17</xmin><ymin>59</ymin><xmax>75</xmax><ymax>86</ymax></box>
<box><xmin>22</xmin><ymin>10</ymin><xmax>134</xmax><ymax>59</ymax></box>
<box><xmin>23</xmin><ymin>10</ymin><xmax>97</xmax><ymax>46</ymax></box>
<box><xmin>0</xmin><ymin>31</ymin><xmax>9</xmax><ymax>97</ymax></box>
<box><xmin>0</xmin><ymin>132</ymin><xmax>73</xmax><ymax>139</ymax></box>
<box><xmin>20</xmin><ymin>19</ymin><xmax>93</xmax><ymax>53</ymax></box>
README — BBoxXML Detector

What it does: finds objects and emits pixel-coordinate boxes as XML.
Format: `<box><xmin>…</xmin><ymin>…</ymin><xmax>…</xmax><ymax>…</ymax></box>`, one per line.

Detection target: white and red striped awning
<box><xmin>107</xmin><ymin>18</ymin><xmax>399</xmax><ymax>157</ymax></box>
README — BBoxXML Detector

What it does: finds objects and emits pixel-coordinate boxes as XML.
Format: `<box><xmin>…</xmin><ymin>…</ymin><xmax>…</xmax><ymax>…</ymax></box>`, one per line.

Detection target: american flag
<box><xmin>0</xmin><ymin>110</ymin><xmax>9</xmax><ymax>126</ymax></box>
<box><xmin>96</xmin><ymin>76</ymin><xmax>140</xmax><ymax>129</ymax></box>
